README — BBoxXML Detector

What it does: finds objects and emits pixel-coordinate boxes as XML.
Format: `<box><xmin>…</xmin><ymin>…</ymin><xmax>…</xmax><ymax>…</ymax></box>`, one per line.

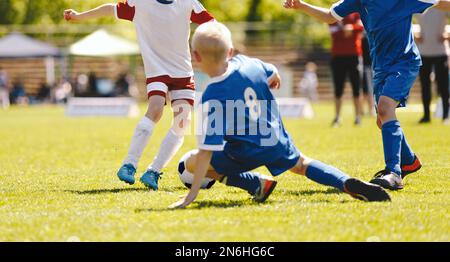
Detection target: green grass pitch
<box><xmin>0</xmin><ymin>103</ymin><xmax>449</xmax><ymax>241</ymax></box>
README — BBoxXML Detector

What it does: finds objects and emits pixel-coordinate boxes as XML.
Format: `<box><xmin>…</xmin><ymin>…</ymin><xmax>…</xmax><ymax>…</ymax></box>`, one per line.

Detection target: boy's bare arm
<box><xmin>64</xmin><ymin>4</ymin><xmax>115</xmax><ymax>22</ymax></box>
<box><xmin>283</xmin><ymin>0</ymin><xmax>337</xmax><ymax>24</ymax></box>
<box><xmin>436</xmin><ymin>0</ymin><xmax>450</xmax><ymax>11</ymax></box>
<box><xmin>169</xmin><ymin>150</ymin><xmax>213</xmax><ymax>209</ymax></box>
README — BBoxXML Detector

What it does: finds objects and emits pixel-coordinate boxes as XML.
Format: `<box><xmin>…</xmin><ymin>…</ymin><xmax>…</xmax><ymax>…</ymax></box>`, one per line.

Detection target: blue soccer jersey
<box><xmin>330</xmin><ymin>0</ymin><xmax>437</xmax><ymax>73</ymax></box>
<box><xmin>197</xmin><ymin>55</ymin><xmax>300</xmax><ymax>176</ymax></box>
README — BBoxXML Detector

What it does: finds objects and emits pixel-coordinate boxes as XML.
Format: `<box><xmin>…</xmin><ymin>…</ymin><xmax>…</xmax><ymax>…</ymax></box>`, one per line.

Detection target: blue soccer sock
<box><xmin>401</xmin><ymin>132</ymin><xmax>415</xmax><ymax>166</ymax></box>
<box><xmin>221</xmin><ymin>172</ymin><xmax>261</xmax><ymax>195</ymax></box>
<box><xmin>381</xmin><ymin>120</ymin><xmax>402</xmax><ymax>176</ymax></box>
<box><xmin>305</xmin><ymin>160</ymin><xmax>349</xmax><ymax>192</ymax></box>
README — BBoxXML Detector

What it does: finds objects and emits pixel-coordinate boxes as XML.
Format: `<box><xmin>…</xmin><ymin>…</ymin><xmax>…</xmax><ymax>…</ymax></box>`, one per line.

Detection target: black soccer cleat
<box><xmin>401</xmin><ymin>155</ymin><xmax>422</xmax><ymax>179</ymax></box>
<box><xmin>370</xmin><ymin>170</ymin><xmax>404</xmax><ymax>191</ymax></box>
<box><xmin>343</xmin><ymin>178</ymin><xmax>391</xmax><ymax>202</ymax></box>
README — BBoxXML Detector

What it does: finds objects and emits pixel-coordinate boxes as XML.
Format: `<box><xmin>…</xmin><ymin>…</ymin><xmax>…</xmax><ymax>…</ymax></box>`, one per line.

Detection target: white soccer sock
<box><xmin>123</xmin><ymin>117</ymin><xmax>155</xmax><ymax>168</ymax></box>
<box><xmin>149</xmin><ymin>129</ymin><xmax>184</xmax><ymax>173</ymax></box>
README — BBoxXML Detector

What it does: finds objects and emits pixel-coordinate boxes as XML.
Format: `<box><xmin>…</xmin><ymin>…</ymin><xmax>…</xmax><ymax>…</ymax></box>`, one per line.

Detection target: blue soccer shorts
<box><xmin>210</xmin><ymin>141</ymin><xmax>301</xmax><ymax>177</ymax></box>
<box><xmin>373</xmin><ymin>65</ymin><xmax>420</xmax><ymax>108</ymax></box>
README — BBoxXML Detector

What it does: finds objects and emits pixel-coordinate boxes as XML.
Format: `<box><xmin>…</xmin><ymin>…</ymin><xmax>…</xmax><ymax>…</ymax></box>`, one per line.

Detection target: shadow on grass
<box><xmin>65</xmin><ymin>188</ymin><xmax>150</xmax><ymax>195</ymax></box>
<box><xmin>282</xmin><ymin>188</ymin><xmax>341</xmax><ymax>197</ymax></box>
<box><xmin>135</xmin><ymin>199</ymin><xmax>258</xmax><ymax>213</ymax></box>
<box><xmin>194</xmin><ymin>199</ymin><xmax>256</xmax><ymax>209</ymax></box>
<box><xmin>163</xmin><ymin>186</ymin><xmax>192</xmax><ymax>192</ymax></box>
<box><xmin>65</xmin><ymin>185</ymin><xmax>189</xmax><ymax>195</ymax></box>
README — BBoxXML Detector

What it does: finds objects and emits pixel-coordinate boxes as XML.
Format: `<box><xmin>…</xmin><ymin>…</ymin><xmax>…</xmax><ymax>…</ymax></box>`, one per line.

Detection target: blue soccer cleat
<box><xmin>117</xmin><ymin>164</ymin><xmax>137</xmax><ymax>185</ymax></box>
<box><xmin>140</xmin><ymin>170</ymin><xmax>163</xmax><ymax>191</ymax></box>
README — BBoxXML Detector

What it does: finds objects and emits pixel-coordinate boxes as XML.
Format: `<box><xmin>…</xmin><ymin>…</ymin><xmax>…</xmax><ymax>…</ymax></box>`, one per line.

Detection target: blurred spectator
<box><xmin>75</xmin><ymin>74</ymin><xmax>89</xmax><ymax>97</ymax></box>
<box><xmin>115</xmin><ymin>72</ymin><xmax>131</xmax><ymax>96</ymax></box>
<box><xmin>115</xmin><ymin>72</ymin><xmax>139</xmax><ymax>97</ymax></box>
<box><xmin>54</xmin><ymin>79</ymin><xmax>72</xmax><ymax>104</ymax></box>
<box><xmin>10</xmin><ymin>80</ymin><xmax>29</xmax><ymax>105</ymax></box>
<box><xmin>416</xmin><ymin>9</ymin><xmax>449</xmax><ymax>124</ymax></box>
<box><xmin>88</xmin><ymin>72</ymin><xmax>99</xmax><ymax>97</ymax></box>
<box><xmin>0</xmin><ymin>67</ymin><xmax>10</xmax><ymax>109</ymax></box>
<box><xmin>361</xmin><ymin>32</ymin><xmax>375</xmax><ymax>116</ymax></box>
<box><xmin>35</xmin><ymin>83</ymin><xmax>51</xmax><ymax>103</ymax></box>
<box><xmin>329</xmin><ymin>13</ymin><xmax>364</xmax><ymax>127</ymax></box>
<box><xmin>298</xmin><ymin>62</ymin><xmax>319</xmax><ymax>102</ymax></box>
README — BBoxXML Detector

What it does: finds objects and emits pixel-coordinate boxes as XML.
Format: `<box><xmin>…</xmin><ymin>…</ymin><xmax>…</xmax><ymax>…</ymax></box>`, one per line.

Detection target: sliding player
<box><xmin>170</xmin><ymin>22</ymin><xmax>391</xmax><ymax>209</ymax></box>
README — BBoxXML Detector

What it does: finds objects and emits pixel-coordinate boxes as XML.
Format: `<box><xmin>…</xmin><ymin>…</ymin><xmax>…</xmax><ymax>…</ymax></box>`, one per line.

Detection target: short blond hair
<box><xmin>192</xmin><ymin>22</ymin><xmax>233</xmax><ymax>63</ymax></box>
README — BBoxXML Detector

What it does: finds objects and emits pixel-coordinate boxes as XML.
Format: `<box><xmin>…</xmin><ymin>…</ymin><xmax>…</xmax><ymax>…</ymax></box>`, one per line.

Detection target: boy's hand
<box><xmin>283</xmin><ymin>0</ymin><xmax>305</xmax><ymax>10</ymax></box>
<box><xmin>168</xmin><ymin>149</ymin><xmax>211</xmax><ymax>209</ymax></box>
<box><xmin>168</xmin><ymin>192</ymin><xmax>198</xmax><ymax>209</ymax></box>
<box><xmin>269</xmin><ymin>73</ymin><xmax>281</xmax><ymax>90</ymax></box>
<box><xmin>64</xmin><ymin>9</ymin><xmax>81</xmax><ymax>22</ymax></box>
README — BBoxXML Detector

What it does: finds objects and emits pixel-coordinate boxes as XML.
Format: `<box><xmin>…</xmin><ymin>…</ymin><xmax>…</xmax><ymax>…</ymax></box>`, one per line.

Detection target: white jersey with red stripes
<box><xmin>115</xmin><ymin>0</ymin><xmax>214</xmax><ymax>79</ymax></box>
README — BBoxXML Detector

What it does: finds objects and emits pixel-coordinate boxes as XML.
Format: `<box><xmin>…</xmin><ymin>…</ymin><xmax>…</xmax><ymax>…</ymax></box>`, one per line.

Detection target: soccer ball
<box><xmin>178</xmin><ymin>150</ymin><xmax>216</xmax><ymax>189</ymax></box>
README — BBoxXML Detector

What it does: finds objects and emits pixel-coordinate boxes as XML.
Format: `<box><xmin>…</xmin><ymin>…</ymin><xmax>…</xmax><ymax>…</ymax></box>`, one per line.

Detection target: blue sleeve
<box><xmin>408</xmin><ymin>0</ymin><xmax>438</xmax><ymax>14</ymax></box>
<box><xmin>196</xmin><ymin>87</ymin><xmax>227</xmax><ymax>151</ymax></box>
<box><xmin>252</xmin><ymin>58</ymin><xmax>278</xmax><ymax>80</ymax></box>
<box><xmin>330</xmin><ymin>0</ymin><xmax>361</xmax><ymax>21</ymax></box>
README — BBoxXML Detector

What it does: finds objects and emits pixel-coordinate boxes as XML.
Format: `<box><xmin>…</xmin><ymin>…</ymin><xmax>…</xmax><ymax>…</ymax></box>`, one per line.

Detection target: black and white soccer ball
<box><xmin>178</xmin><ymin>150</ymin><xmax>216</xmax><ymax>189</ymax></box>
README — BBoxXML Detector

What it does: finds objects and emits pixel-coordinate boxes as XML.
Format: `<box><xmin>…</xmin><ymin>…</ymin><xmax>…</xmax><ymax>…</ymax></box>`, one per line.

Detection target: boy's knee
<box><xmin>172</xmin><ymin>122</ymin><xmax>191</xmax><ymax>137</ymax></box>
<box><xmin>377</xmin><ymin>103</ymin><xmax>389</xmax><ymax>119</ymax></box>
<box><xmin>145</xmin><ymin>97</ymin><xmax>165</xmax><ymax>122</ymax></box>
<box><xmin>145</xmin><ymin>109</ymin><xmax>163</xmax><ymax>123</ymax></box>
<box><xmin>377</xmin><ymin>96</ymin><xmax>398</xmax><ymax>121</ymax></box>
<box><xmin>291</xmin><ymin>156</ymin><xmax>313</xmax><ymax>176</ymax></box>
<box><xmin>377</xmin><ymin>103</ymin><xmax>395</xmax><ymax>122</ymax></box>
<box><xmin>172</xmin><ymin>101</ymin><xmax>193</xmax><ymax>135</ymax></box>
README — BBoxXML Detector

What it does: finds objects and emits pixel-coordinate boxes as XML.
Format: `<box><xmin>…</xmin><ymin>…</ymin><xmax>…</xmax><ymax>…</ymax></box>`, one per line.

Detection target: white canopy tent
<box><xmin>0</xmin><ymin>32</ymin><xmax>61</xmax><ymax>84</ymax></box>
<box><xmin>65</xmin><ymin>30</ymin><xmax>141</xmax><ymax>117</ymax></box>
<box><xmin>0</xmin><ymin>32</ymin><xmax>61</xmax><ymax>58</ymax></box>
<box><xmin>68</xmin><ymin>29</ymin><xmax>140</xmax><ymax>57</ymax></box>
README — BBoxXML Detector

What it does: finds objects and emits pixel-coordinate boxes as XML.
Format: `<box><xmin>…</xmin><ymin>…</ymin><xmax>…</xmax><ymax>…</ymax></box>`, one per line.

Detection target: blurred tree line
<box><xmin>0</xmin><ymin>0</ymin><xmax>113</xmax><ymax>25</ymax></box>
<box><xmin>0</xmin><ymin>0</ymin><xmax>335</xmax><ymax>24</ymax></box>
<box><xmin>0</xmin><ymin>0</ymin><xmax>336</xmax><ymax>49</ymax></box>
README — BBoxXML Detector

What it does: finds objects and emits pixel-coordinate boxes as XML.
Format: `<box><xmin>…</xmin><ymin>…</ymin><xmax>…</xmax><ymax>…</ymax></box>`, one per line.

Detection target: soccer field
<box><xmin>0</xmin><ymin>103</ymin><xmax>449</xmax><ymax>242</ymax></box>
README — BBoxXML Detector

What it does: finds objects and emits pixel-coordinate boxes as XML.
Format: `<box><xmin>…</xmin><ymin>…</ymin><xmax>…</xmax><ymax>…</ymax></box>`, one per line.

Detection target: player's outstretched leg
<box><xmin>117</xmin><ymin>95</ymin><xmax>165</xmax><ymax>185</ymax></box>
<box><xmin>184</xmin><ymin>152</ymin><xmax>277</xmax><ymax>203</ymax></box>
<box><xmin>290</xmin><ymin>155</ymin><xmax>391</xmax><ymax>202</ymax></box>
<box><xmin>141</xmin><ymin>100</ymin><xmax>192</xmax><ymax>190</ymax></box>
<box><xmin>220</xmin><ymin>173</ymin><xmax>278</xmax><ymax>203</ymax></box>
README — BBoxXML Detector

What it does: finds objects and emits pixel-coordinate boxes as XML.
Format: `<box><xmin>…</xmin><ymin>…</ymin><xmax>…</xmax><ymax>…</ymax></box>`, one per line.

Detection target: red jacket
<box><xmin>329</xmin><ymin>13</ymin><xmax>364</xmax><ymax>57</ymax></box>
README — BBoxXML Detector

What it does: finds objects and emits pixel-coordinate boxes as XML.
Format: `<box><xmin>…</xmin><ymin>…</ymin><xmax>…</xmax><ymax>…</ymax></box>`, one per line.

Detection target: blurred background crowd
<box><xmin>0</xmin><ymin>0</ymin><xmax>448</xmax><ymax>124</ymax></box>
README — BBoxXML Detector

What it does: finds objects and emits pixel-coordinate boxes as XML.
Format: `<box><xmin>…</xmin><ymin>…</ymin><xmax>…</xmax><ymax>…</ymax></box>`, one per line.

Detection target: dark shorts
<box><xmin>330</xmin><ymin>56</ymin><xmax>362</xmax><ymax>98</ymax></box>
